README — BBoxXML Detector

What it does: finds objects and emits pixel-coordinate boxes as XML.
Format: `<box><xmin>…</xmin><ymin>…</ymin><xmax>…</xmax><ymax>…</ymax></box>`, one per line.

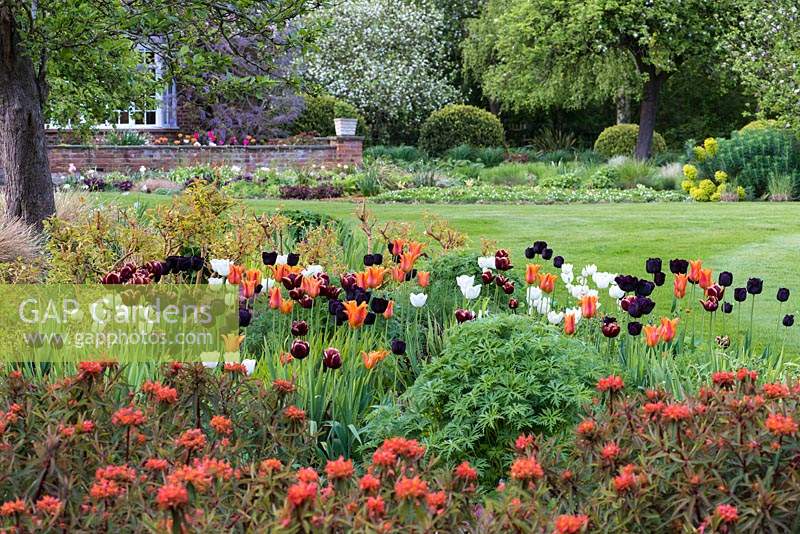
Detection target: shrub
<box><xmin>290</xmin><ymin>94</ymin><xmax>367</xmax><ymax>137</ymax></box>
<box><xmin>105</xmin><ymin>130</ymin><xmax>147</xmax><ymax>146</ymax></box>
<box><xmin>365</xmin><ymin>145</ymin><xmax>424</xmax><ymax>163</ymax></box>
<box><xmin>739</xmin><ymin>118</ymin><xmax>782</xmax><ymax>132</ymax></box>
<box><xmin>479</xmin><ymin>163</ymin><xmax>537</xmax><ymax>186</ymax></box>
<box><xmin>444</xmin><ymin>145</ymin><xmax>506</xmax><ymax>167</ymax></box>
<box><xmin>594</xmin><ymin>124</ymin><xmax>667</xmax><ymax>158</ymax></box>
<box><xmin>364</xmin><ymin>315</ymin><xmax>610</xmax><ymax>481</ymax></box>
<box><xmin>0</xmin><ymin>216</ymin><xmax>41</xmax><ymax>263</ymax></box>
<box><xmin>419</xmin><ymin>105</ymin><xmax>505</xmax><ymax>155</ymax></box>
<box><xmin>539</xmin><ymin>172</ymin><xmax>581</xmax><ymax>189</ymax></box>
<box><xmin>278</xmin><ymin>184</ymin><xmax>343</xmax><ymax>200</ymax></box>
<box><xmin>714</xmin><ymin>129</ymin><xmax>800</xmax><ymax>197</ymax></box>
<box><xmin>582</xmin><ymin>166</ymin><xmax>620</xmax><ymax>189</ymax></box>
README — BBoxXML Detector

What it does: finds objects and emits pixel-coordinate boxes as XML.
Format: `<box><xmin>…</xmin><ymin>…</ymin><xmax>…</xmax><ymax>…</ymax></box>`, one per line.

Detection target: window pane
<box><xmin>145</xmin><ymin>110</ymin><xmax>156</xmax><ymax>125</ymax></box>
<box><xmin>119</xmin><ymin>110</ymin><xmax>129</xmax><ymax>124</ymax></box>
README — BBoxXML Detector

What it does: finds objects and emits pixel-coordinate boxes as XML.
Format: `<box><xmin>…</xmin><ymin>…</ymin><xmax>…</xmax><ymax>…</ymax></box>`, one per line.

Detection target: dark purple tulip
<box><xmin>628</xmin><ymin>322</ymin><xmax>643</xmax><ymax>336</ymax></box>
<box><xmin>635</xmin><ymin>280</ymin><xmax>655</xmax><ymax>297</ymax></box>
<box><xmin>615</xmin><ymin>275</ymin><xmax>639</xmax><ymax>293</ymax></box>
<box><xmin>370</xmin><ymin>297</ymin><xmax>389</xmax><ymax>314</ymax></box>
<box><xmin>722</xmin><ymin>302</ymin><xmax>733</xmax><ymax>314</ymax></box>
<box><xmin>177</xmin><ymin>256</ymin><xmax>194</xmax><ymax>272</ymax></box>
<box><xmin>322</xmin><ymin>285</ymin><xmax>341</xmax><ymax>300</ymax></box>
<box><xmin>542</xmin><ymin>248</ymin><xmax>553</xmax><ymax>260</ymax></box>
<box><xmin>455</xmin><ymin>309</ymin><xmax>476</xmax><ymax>323</ymax></box>
<box><xmin>190</xmin><ymin>256</ymin><xmax>204</xmax><ymax>271</ymax></box>
<box><xmin>102</xmin><ymin>272</ymin><xmax>121</xmax><ymax>284</ymax></box>
<box><xmin>291</xmin><ymin>321</ymin><xmax>309</xmax><ymax>336</ymax></box>
<box><xmin>364</xmin><ymin>312</ymin><xmax>376</xmax><ymax>326</ymax></box>
<box><xmin>602</xmin><ymin>321</ymin><xmax>621</xmax><ymax>338</ymax></box>
<box><xmin>391</xmin><ymin>339</ymin><xmax>406</xmax><ymax>355</ymax></box>
<box><xmin>645</xmin><ymin>258</ymin><xmax>662</xmax><ymax>274</ymax></box>
<box><xmin>335</xmin><ymin>309</ymin><xmax>348</xmax><ymax>325</ymax></box>
<box><xmin>718</xmin><ymin>271</ymin><xmax>733</xmax><ymax>287</ymax></box>
<box><xmin>495</xmin><ymin>256</ymin><xmax>512</xmax><ymax>271</ymax></box>
<box><xmin>700</xmin><ymin>297</ymin><xmax>719</xmax><ymax>312</ymax></box>
<box><xmin>288</xmin><ymin>288</ymin><xmax>303</xmax><ymax>301</ymax></box>
<box><xmin>328</xmin><ymin>299</ymin><xmax>343</xmax><ymax>315</ymax></box>
<box><xmin>238</xmin><ymin>308</ymin><xmax>252</xmax><ymax>328</ymax></box>
<box><xmin>322</xmin><ymin>347</ymin><xmax>342</xmax><ymax>369</ymax></box>
<box><xmin>508</xmin><ymin>298</ymin><xmax>519</xmax><ymax>309</ymax></box>
<box><xmin>777</xmin><ymin>288</ymin><xmax>791</xmax><ymax>302</ymax></box>
<box><xmin>290</xmin><ymin>339</ymin><xmax>310</xmax><ymax>359</ymax></box>
<box><xmin>262</xmin><ymin>251</ymin><xmax>278</xmax><ymax>266</ymax></box>
<box><xmin>287</xmin><ymin>253</ymin><xmax>300</xmax><ymax>267</ymax></box>
<box><xmin>705</xmin><ymin>284</ymin><xmax>725</xmax><ymax>301</ymax></box>
<box><xmin>653</xmin><ymin>271</ymin><xmax>666</xmax><ymax>287</ymax></box>
<box><xmin>669</xmin><ymin>259</ymin><xmax>689</xmax><ymax>275</ymax></box>
<box><xmin>532</xmin><ymin>241</ymin><xmax>547</xmax><ymax>255</ymax></box>
<box><xmin>363</xmin><ymin>254</ymin><xmax>375</xmax><ymax>267</ymax></box>
<box><xmin>553</xmin><ymin>256</ymin><xmax>564</xmax><ymax>268</ymax></box>
<box><xmin>494</xmin><ymin>275</ymin><xmax>508</xmax><ymax>287</ymax></box>
<box><xmin>340</xmin><ymin>273</ymin><xmax>357</xmax><ymax>291</ymax></box>
<box><xmin>299</xmin><ymin>295</ymin><xmax>313</xmax><ymax>309</ymax></box>
<box><xmin>734</xmin><ymin>287</ymin><xmax>747</xmax><ymax>302</ymax></box>
<box><xmin>628</xmin><ymin>296</ymin><xmax>655</xmax><ymax>318</ymax></box>
<box><xmin>404</xmin><ymin>269</ymin><xmax>418</xmax><ymax>282</ymax></box>
<box><xmin>481</xmin><ymin>271</ymin><xmax>494</xmax><ymax>284</ymax></box>
<box><xmin>373</xmin><ymin>254</ymin><xmax>384</xmax><ymax>265</ymax></box>
<box><xmin>524</xmin><ymin>247</ymin><xmax>535</xmax><ymax>259</ymax></box>
<box><xmin>502</xmin><ymin>282</ymin><xmax>515</xmax><ymax>295</ymax></box>
<box><xmin>784</xmin><ymin>314</ymin><xmax>795</xmax><ymax>327</ymax></box>
<box><xmin>747</xmin><ymin>278</ymin><xmax>763</xmax><ymax>295</ymax></box>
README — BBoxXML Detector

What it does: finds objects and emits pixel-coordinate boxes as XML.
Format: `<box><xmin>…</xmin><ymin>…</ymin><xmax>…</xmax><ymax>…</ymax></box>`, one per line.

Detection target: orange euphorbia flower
<box><xmin>658</xmin><ymin>317</ymin><xmax>679</xmax><ymax>343</ymax></box>
<box><xmin>538</xmin><ymin>273</ymin><xmax>557</xmax><ymax>294</ymax></box>
<box><xmin>362</xmin><ymin>350</ymin><xmax>390</xmax><ymax>370</ymax></box>
<box><xmin>417</xmin><ymin>271</ymin><xmax>430</xmax><ymax>287</ymax></box>
<box><xmin>564</xmin><ymin>313</ymin><xmax>577</xmax><ymax>335</ymax></box>
<box><xmin>643</xmin><ymin>325</ymin><xmax>660</xmax><ymax>347</ymax></box>
<box><xmin>674</xmin><ymin>274</ymin><xmax>689</xmax><ymax>298</ymax></box>
<box><xmin>228</xmin><ymin>265</ymin><xmax>245</xmax><ymax>285</ymax></box>
<box><xmin>301</xmin><ymin>276</ymin><xmax>322</xmax><ymax>298</ymax></box>
<box><xmin>241</xmin><ymin>279</ymin><xmax>257</xmax><ymax>299</ymax></box>
<box><xmin>269</xmin><ymin>286</ymin><xmax>282</xmax><ymax>309</ymax></box>
<box><xmin>391</xmin><ymin>267</ymin><xmax>405</xmax><ymax>283</ymax></box>
<box><xmin>698</xmin><ymin>268</ymin><xmax>713</xmax><ymax>290</ymax></box>
<box><xmin>279</xmin><ymin>299</ymin><xmax>294</xmax><ymax>315</ymax></box>
<box><xmin>343</xmin><ymin>300</ymin><xmax>368</xmax><ymax>328</ymax></box>
<box><xmin>688</xmin><ymin>259</ymin><xmax>703</xmax><ymax>283</ymax></box>
<box><xmin>245</xmin><ymin>268</ymin><xmax>262</xmax><ymax>285</ymax></box>
<box><xmin>580</xmin><ymin>295</ymin><xmax>598</xmax><ymax>319</ymax></box>
<box><xmin>383</xmin><ymin>300</ymin><xmax>395</xmax><ymax>319</ymax></box>
<box><xmin>525</xmin><ymin>264</ymin><xmax>541</xmax><ymax>285</ymax></box>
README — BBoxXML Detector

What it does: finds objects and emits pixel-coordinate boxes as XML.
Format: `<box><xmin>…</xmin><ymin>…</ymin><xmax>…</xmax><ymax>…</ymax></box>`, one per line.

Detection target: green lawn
<box><xmin>96</xmin><ymin>193</ymin><xmax>800</xmax><ymax>351</ymax></box>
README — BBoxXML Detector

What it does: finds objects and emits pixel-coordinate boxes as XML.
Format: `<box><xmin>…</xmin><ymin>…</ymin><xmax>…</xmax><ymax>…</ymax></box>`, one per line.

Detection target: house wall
<box><xmin>46</xmin><ymin>137</ymin><xmax>363</xmax><ymax>173</ymax></box>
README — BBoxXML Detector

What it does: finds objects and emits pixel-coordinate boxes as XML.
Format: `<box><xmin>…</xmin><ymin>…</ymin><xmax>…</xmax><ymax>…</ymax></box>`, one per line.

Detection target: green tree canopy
<box><xmin>463</xmin><ymin>0</ymin><xmax>739</xmax><ymax>158</ymax></box>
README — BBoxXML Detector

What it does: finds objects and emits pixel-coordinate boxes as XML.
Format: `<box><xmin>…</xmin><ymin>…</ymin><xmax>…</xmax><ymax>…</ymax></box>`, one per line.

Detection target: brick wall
<box><xmin>46</xmin><ymin>137</ymin><xmax>363</xmax><ymax>173</ymax></box>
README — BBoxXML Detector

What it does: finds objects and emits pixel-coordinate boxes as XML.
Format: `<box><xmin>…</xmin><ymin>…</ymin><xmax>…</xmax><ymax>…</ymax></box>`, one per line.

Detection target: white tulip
<box><xmin>477</xmin><ymin>256</ymin><xmax>496</xmax><ymax>270</ymax></box>
<box><xmin>570</xmin><ymin>284</ymin><xmax>589</xmax><ymax>299</ymax></box>
<box><xmin>609</xmin><ymin>284</ymin><xmax>626</xmax><ymax>299</ymax></box>
<box><xmin>409</xmin><ymin>293</ymin><xmax>428</xmax><ymax>307</ymax></box>
<box><xmin>526</xmin><ymin>286</ymin><xmax>543</xmax><ymax>306</ymax></box>
<box><xmin>208</xmin><ymin>276</ymin><xmax>224</xmax><ymax>289</ymax></box>
<box><xmin>210</xmin><ymin>259</ymin><xmax>232</xmax><ymax>277</ymax></box>
<box><xmin>581</xmin><ymin>264</ymin><xmax>597</xmax><ymax>277</ymax></box>
<box><xmin>302</xmin><ymin>265</ymin><xmax>324</xmax><ymax>277</ymax></box>
<box><xmin>275</xmin><ymin>254</ymin><xmax>288</xmax><ymax>265</ymax></box>
<box><xmin>535</xmin><ymin>297</ymin><xmax>552</xmax><ymax>315</ymax></box>
<box><xmin>561</xmin><ymin>271</ymin><xmax>574</xmax><ymax>285</ymax></box>
<box><xmin>68</xmin><ymin>163</ymin><xmax>77</xmax><ymax>174</ymax></box>
<box><xmin>202</xmin><ymin>361</ymin><xmax>219</xmax><ymax>369</ymax></box>
<box><xmin>462</xmin><ymin>284</ymin><xmax>481</xmax><ymax>300</ymax></box>
<box><xmin>592</xmin><ymin>272</ymin><xmax>615</xmax><ymax>289</ymax></box>
<box><xmin>547</xmin><ymin>311</ymin><xmax>564</xmax><ymax>324</ymax></box>
<box><xmin>139</xmin><ymin>165</ymin><xmax>147</xmax><ymax>174</ymax></box>
<box><xmin>242</xmin><ymin>359</ymin><xmax>256</xmax><ymax>375</ymax></box>
<box><xmin>561</xmin><ymin>263</ymin><xmax>574</xmax><ymax>274</ymax></box>
<box><xmin>265</xmin><ymin>278</ymin><xmax>275</xmax><ymax>289</ymax></box>
<box><xmin>456</xmin><ymin>274</ymin><xmax>475</xmax><ymax>292</ymax></box>
<box><xmin>231</xmin><ymin>165</ymin><xmax>241</xmax><ymax>174</ymax></box>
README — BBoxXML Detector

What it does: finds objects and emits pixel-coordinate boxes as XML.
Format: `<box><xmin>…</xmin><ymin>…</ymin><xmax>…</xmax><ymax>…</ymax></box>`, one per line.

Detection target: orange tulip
<box><xmin>390</xmin><ymin>238</ymin><xmax>408</xmax><ymax>256</ymax></box>
<box><xmin>383</xmin><ymin>300</ymin><xmax>395</xmax><ymax>319</ymax></box>
<box><xmin>365</xmin><ymin>266</ymin><xmax>386</xmax><ymax>289</ymax></box>
<box><xmin>417</xmin><ymin>271</ymin><xmax>430</xmax><ymax>287</ymax></box>
<box><xmin>688</xmin><ymin>259</ymin><xmax>703</xmax><ymax>283</ymax></box>
<box><xmin>408</xmin><ymin>241</ymin><xmax>424</xmax><ymax>258</ymax></box>
<box><xmin>279</xmin><ymin>299</ymin><xmax>294</xmax><ymax>315</ymax></box>
<box><xmin>245</xmin><ymin>268</ymin><xmax>262</xmax><ymax>285</ymax></box>
<box><xmin>361</xmin><ymin>350</ymin><xmax>390</xmax><ymax>370</ymax></box>
<box><xmin>674</xmin><ymin>274</ymin><xmax>688</xmax><ymax>298</ymax></box>
<box><xmin>399</xmin><ymin>253</ymin><xmax>419</xmax><ymax>273</ymax></box>
<box><xmin>564</xmin><ymin>313</ymin><xmax>577</xmax><ymax>335</ymax></box>
<box><xmin>658</xmin><ymin>317</ymin><xmax>679</xmax><ymax>343</ymax></box>
<box><xmin>538</xmin><ymin>273</ymin><xmax>557</xmax><ymax>294</ymax></box>
<box><xmin>272</xmin><ymin>264</ymin><xmax>300</xmax><ymax>283</ymax></box>
<box><xmin>643</xmin><ymin>324</ymin><xmax>660</xmax><ymax>347</ymax></box>
<box><xmin>698</xmin><ymin>268</ymin><xmax>713</xmax><ymax>290</ymax></box>
<box><xmin>580</xmin><ymin>295</ymin><xmax>598</xmax><ymax>318</ymax></box>
<box><xmin>391</xmin><ymin>267</ymin><xmax>405</xmax><ymax>283</ymax></box>
<box><xmin>268</xmin><ymin>286</ymin><xmax>282</xmax><ymax>309</ymax></box>
<box><xmin>241</xmin><ymin>279</ymin><xmax>257</xmax><ymax>299</ymax></box>
<box><xmin>525</xmin><ymin>264</ymin><xmax>541</xmax><ymax>285</ymax></box>
<box><xmin>301</xmin><ymin>276</ymin><xmax>322</xmax><ymax>298</ymax></box>
<box><xmin>228</xmin><ymin>265</ymin><xmax>245</xmax><ymax>285</ymax></box>
<box><xmin>343</xmin><ymin>300</ymin><xmax>368</xmax><ymax>328</ymax></box>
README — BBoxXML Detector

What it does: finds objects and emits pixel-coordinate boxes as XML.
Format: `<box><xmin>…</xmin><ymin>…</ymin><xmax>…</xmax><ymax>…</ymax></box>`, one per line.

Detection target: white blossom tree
<box><xmin>303</xmin><ymin>0</ymin><xmax>460</xmax><ymax>143</ymax></box>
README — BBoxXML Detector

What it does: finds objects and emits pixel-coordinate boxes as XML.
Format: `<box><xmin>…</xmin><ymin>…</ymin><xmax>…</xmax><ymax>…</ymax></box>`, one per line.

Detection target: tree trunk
<box><xmin>634</xmin><ymin>69</ymin><xmax>665</xmax><ymax>160</ymax></box>
<box><xmin>615</xmin><ymin>88</ymin><xmax>630</xmax><ymax>124</ymax></box>
<box><xmin>0</xmin><ymin>6</ymin><xmax>55</xmax><ymax>231</ymax></box>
